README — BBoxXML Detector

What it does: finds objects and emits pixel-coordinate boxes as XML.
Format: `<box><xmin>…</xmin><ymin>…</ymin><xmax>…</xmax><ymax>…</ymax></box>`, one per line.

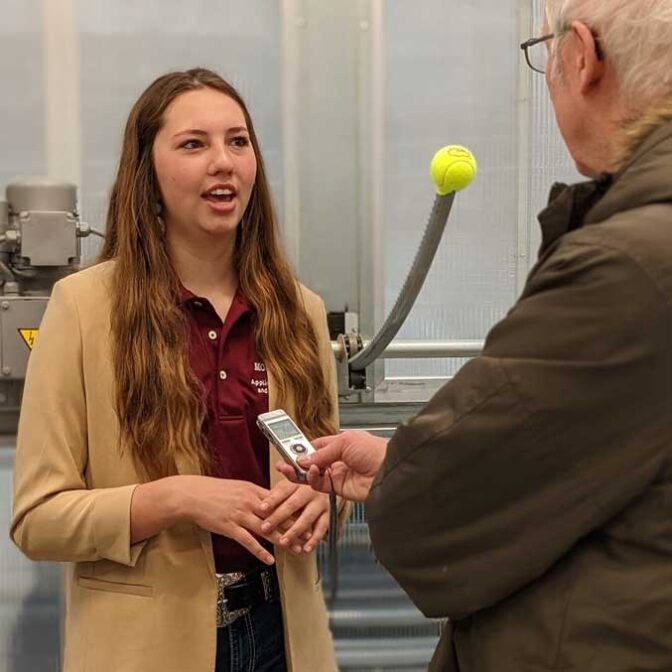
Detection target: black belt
<box><xmin>216</xmin><ymin>566</ymin><xmax>279</xmax><ymax>628</ymax></box>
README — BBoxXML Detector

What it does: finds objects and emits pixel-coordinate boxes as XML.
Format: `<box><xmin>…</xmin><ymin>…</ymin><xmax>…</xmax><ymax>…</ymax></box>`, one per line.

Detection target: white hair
<box><xmin>545</xmin><ymin>0</ymin><xmax>672</xmax><ymax>108</ymax></box>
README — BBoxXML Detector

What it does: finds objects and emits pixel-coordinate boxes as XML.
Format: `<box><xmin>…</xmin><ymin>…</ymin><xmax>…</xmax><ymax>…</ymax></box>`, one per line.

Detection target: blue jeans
<box><xmin>215</xmin><ymin>595</ymin><xmax>287</xmax><ymax>672</ymax></box>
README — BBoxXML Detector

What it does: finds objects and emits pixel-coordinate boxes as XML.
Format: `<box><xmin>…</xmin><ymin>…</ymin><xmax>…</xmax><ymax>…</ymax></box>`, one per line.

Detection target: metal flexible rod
<box><xmin>349</xmin><ymin>192</ymin><xmax>456</xmax><ymax>371</ymax></box>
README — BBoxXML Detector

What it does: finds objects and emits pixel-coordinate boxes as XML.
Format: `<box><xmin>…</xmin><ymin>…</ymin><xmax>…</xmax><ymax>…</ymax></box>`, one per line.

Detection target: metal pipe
<box><xmin>332</xmin><ymin>339</ymin><xmax>483</xmax><ymax>360</ymax></box>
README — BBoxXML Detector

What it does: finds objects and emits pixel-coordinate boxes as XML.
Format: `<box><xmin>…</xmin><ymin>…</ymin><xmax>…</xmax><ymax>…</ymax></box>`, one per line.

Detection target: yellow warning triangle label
<box><xmin>18</xmin><ymin>329</ymin><xmax>38</xmax><ymax>351</ymax></box>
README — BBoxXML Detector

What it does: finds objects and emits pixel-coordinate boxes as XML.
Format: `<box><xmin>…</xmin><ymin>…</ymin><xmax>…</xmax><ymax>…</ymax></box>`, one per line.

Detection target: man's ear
<box><xmin>570</xmin><ymin>20</ymin><xmax>605</xmax><ymax>93</ymax></box>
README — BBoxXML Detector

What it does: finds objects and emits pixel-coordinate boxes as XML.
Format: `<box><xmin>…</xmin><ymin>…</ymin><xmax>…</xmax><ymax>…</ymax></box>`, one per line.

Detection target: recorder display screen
<box><xmin>269</xmin><ymin>418</ymin><xmax>301</xmax><ymax>440</ymax></box>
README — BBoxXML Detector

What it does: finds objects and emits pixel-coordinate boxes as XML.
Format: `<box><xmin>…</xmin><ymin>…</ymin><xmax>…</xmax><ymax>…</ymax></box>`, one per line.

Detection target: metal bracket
<box><xmin>335</xmin><ymin>331</ymin><xmax>369</xmax><ymax>397</ymax></box>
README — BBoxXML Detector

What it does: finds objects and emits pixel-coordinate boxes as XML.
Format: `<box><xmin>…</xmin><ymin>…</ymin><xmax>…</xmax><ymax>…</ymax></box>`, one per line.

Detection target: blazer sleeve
<box><xmin>10</xmin><ymin>280</ymin><xmax>145</xmax><ymax>567</ymax></box>
<box><xmin>365</xmin><ymin>240</ymin><xmax>672</xmax><ymax>619</ymax></box>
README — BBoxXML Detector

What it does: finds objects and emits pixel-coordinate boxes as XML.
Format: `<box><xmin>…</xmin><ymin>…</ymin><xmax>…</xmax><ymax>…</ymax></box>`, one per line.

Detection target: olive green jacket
<box><xmin>367</xmin><ymin>120</ymin><xmax>672</xmax><ymax>671</ymax></box>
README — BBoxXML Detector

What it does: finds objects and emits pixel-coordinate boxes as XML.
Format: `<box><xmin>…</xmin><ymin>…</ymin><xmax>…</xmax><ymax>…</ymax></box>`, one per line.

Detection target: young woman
<box><xmin>11</xmin><ymin>68</ymin><xmax>343</xmax><ymax>672</ymax></box>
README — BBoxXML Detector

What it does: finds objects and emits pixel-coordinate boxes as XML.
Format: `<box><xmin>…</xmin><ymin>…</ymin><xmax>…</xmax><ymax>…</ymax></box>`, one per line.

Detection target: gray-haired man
<box><xmin>272</xmin><ymin>1</ymin><xmax>672</xmax><ymax>669</ymax></box>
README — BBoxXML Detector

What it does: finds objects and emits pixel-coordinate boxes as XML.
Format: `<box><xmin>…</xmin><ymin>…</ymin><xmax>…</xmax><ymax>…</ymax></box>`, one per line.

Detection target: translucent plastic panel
<box><xmin>382</xmin><ymin>0</ymin><xmax>520</xmax><ymax>378</ymax></box>
<box><xmin>75</xmin><ymin>0</ymin><xmax>283</xmax><ymax>236</ymax></box>
<box><xmin>0</xmin><ymin>447</ymin><xmax>61</xmax><ymax>672</ymax></box>
<box><xmin>0</xmin><ymin>1</ymin><xmax>46</xmax><ymax>187</ymax></box>
<box><xmin>383</xmin><ymin>0</ymin><xmax>583</xmax><ymax>378</ymax></box>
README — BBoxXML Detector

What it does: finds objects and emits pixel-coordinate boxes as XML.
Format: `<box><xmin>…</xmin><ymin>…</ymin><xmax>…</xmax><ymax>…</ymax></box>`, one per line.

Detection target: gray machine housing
<box><xmin>0</xmin><ymin>178</ymin><xmax>95</xmax><ymax>429</ymax></box>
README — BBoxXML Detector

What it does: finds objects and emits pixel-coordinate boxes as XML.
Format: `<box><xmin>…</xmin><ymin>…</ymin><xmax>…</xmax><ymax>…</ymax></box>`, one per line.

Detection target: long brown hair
<box><xmin>99</xmin><ymin>68</ymin><xmax>335</xmax><ymax>480</ymax></box>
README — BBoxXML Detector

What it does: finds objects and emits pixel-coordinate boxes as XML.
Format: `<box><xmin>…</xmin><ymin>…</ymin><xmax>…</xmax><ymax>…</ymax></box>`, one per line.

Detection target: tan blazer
<box><xmin>11</xmin><ymin>260</ymin><xmax>340</xmax><ymax>672</ymax></box>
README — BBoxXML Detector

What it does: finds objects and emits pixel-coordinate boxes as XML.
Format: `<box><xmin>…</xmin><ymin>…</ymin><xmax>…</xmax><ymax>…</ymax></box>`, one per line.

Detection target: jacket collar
<box><xmin>537</xmin><ymin>174</ymin><xmax>613</xmax><ymax>256</ymax></box>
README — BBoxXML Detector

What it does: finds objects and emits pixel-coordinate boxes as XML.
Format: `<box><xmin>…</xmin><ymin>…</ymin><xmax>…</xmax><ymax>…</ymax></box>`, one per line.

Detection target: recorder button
<box><xmin>291</xmin><ymin>442</ymin><xmax>308</xmax><ymax>455</ymax></box>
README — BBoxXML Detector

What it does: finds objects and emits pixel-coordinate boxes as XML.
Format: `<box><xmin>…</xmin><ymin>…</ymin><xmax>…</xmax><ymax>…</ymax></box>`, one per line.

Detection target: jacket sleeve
<box><xmin>10</xmin><ymin>280</ymin><xmax>145</xmax><ymax>566</ymax></box>
<box><xmin>365</xmin><ymin>240</ymin><xmax>672</xmax><ymax>619</ymax></box>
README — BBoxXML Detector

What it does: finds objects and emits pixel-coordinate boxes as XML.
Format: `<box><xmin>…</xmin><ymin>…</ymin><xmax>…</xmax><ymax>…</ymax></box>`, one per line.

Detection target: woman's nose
<box><xmin>208</xmin><ymin>144</ymin><xmax>234</xmax><ymax>174</ymax></box>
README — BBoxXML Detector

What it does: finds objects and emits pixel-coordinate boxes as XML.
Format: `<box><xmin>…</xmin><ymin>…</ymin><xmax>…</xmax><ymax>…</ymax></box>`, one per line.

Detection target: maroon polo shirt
<box><xmin>181</xmin><ymin>287</ymin><xmax>271</xmax><ymax>573</ymax></box>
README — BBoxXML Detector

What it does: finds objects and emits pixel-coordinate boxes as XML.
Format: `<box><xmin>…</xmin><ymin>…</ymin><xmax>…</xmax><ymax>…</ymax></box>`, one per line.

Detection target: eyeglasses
<box><xmin>520</xmin><ymin>33</ymin><xmax>555</xmax><ymax>74</ymax></box>
<box><xmin>520</xmin><ymin>30</ymin><xmax>604</xmax><ymax>75</ymax></box>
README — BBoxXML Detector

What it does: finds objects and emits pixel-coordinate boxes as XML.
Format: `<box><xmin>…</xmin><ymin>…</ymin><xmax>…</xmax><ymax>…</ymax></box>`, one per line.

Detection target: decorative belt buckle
<box><xmin>216</xmin><ymin>572</ymin><xmax>249</xmax><ymax>628</ymax></box>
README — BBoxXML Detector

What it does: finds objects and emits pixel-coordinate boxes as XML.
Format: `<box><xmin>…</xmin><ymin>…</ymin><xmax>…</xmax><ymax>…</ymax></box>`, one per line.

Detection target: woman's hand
<box><xmin>175</xmin><ymin>476</ymin><xmax>285</xmax><ymax>565</ymax></box>
<box><xmin>259</xmin><ymin>480</ymin><xmax>330</xmax><ymax>553</ymax></box>
<box><xmin>131</xmin><ymin>475</ymin><xmax>314</xmax><ymax>565</ymax></box>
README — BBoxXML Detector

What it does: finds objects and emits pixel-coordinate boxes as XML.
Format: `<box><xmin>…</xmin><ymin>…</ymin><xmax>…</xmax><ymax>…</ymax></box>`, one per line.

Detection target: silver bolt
<box><xmin>360</xmin><ymin>20</ymin><xmax>370</xmax><ymax>31</ymax></box>
<box><xmin>296</xmin><ymin>17</ymin><xmax>307</xmax><ymax>28</ymax></box>
<box><xmin>1</xmin><ymin>301</ymin><xmax>9</xmax><ymax>310</ymax></box>
<box><xmin>2</xmin><ymin>367</ymin><xmax>11</xmax><ymax>376</ymax></box>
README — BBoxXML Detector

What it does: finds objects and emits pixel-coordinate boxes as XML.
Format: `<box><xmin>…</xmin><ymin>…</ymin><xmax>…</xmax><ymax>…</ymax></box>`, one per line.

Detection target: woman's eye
<box><xmin>231</xmin><ymin>136</ymin><xmax>250</xmax><ymax>148</ymax></box>
<box><xmin>180</xmin><ymin>139</ymin><xmax>203</xmax><ymax>150</ymax></box>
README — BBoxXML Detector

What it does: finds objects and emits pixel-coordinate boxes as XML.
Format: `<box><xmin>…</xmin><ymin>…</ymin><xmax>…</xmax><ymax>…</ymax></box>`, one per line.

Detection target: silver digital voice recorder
<box><xmin>256</xmin><ymin>409</ymin><xmax>316</xmax><ymax>482</ymax></box>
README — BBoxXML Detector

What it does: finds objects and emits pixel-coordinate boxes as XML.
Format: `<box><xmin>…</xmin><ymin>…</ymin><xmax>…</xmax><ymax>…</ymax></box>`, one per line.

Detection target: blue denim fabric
<box><xmin>215</xmin><ymin>595</ymin><xmax>287</xmax><ymax>672</ymax></box>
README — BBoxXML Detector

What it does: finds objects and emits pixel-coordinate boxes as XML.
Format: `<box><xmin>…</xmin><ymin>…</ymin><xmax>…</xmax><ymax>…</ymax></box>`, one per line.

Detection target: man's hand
<box><xmin>275</xmin><ymin>431</ymin><xmax>388</xmax><ymax>502</ymax></box>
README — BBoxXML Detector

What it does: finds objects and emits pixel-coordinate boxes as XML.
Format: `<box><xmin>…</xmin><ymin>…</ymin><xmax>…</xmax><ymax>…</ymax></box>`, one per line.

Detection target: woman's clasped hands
<box><xmin>179</xmin><ymin>476</ymin><xmax>330</xmax><ymax>565</ymax></box>
<box><xmin>259</xmin><ymin>480</ymin><xmax>331</xmax><ymax>555</ymax></box>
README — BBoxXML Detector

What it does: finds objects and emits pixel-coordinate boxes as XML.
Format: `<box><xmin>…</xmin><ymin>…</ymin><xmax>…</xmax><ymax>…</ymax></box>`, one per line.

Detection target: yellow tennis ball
<box><xmin>430</xmin><ymin>145</ymin><xmax>478</xmax><ymax>195</ymax></box>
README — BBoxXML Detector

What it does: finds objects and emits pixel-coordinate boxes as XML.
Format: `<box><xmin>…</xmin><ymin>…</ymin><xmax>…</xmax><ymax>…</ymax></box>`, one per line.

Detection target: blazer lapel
<box><xmin>267</xmin><ymin>366</ymin><xmax>285</xmax><ymax>489</ymax></box>
<box><xmin>267</xmin><ymin>366</ymin><xmax>287</xmax><ymax>581</ymax></box>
